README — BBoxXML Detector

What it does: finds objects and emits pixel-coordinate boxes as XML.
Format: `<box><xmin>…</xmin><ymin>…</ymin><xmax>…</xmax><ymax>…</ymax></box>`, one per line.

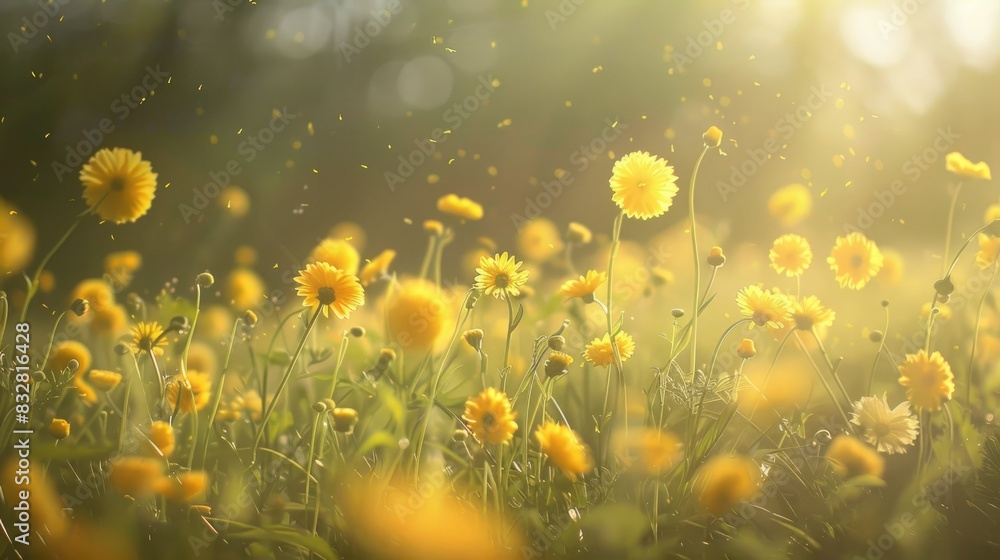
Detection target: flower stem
<box><xmin>687</xmin><ymin>146</ymin><xmax>710</xmax><ymax>380</ymax></box>
<box><xmin>967</xmin><ymin>260</ymin><xmax>998</xmax><ymax>406</ymax></box>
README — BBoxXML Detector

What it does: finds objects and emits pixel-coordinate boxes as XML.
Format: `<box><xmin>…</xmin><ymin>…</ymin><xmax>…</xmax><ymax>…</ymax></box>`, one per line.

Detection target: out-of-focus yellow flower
<box><xmin>146</xmin><ymin>420</ymin><xmax>176</xmax><ymax>457</ymax></box>
<box><xmin>609</xmin><ymin>151</ymin><xmax>679</xmax><ymax>220</ymax></box>
<box><xmin>128</xmin><ymin>321</ymin><xmax>167</xmax><ymax>356</ymax></box>
<box><xmin>242</xmin><ymin>390</ymin><xmax>263</xmax><ymax>420</ymax></box>
<box><xmin>423</xmin><ymin>219</ymin><xmax>444</xmax><ymax>235</ymax></box>
<box><xmin>437</xmin><ymin>193</ymin><xmax>484</xmax><ymax>221</ymax></box>
<box><xmin>199</xmin><ymin>305</ymin><xmax>234</xmax><ymax>340</ymax></box>
<box><xmin>165</xmin><ymin>370</ymin><xmax>213</xmax><ymax>414</ymax></box>
<box><xmin>767</xmin><ymin>183</ymin><xmax>812</xmax><ymax>226</ymax></box>
<box><xmin>736</xmin><ymin>285</ymin><xmax>792</xmax><ymax>329</ymax></box>
<box><xmin>68</xmin><ymin>278</ymin><xmax>116</xmax><ymax>322</ymax></box>
<box><xmin>310</xmin><ymin>237</ymin><xmax>361</xmax><ymax>276</ymax></box>
<box><xmin>769</xmin><ymin>234</ymin><xmax>812</xmax><ymax>277</ymax></box>
<box><xmin>877</xmin><ymin>248</ymin><xmax>904</xmax><ymax>286</ymax></box>
<box><xmin>703</xmin><ymin>125</ymin><xmax>723</xmax><ymax>148</ymax></box>
<box><xmin>80</xmin><ymin>147</ymin><xmax>158</xmax><ymax>224</ymax></box>
<box><xmin>567</xmin><ymin>221</ymin><xmax>592</xmax><ymax>244</ymax></box>
<box><xmin>920</xmin><ymin>301</ymin><xmax>952</xmax><ymax>321</ymax></box>
<box><xmin>90</xmin><ymin>304</ymin><xmax>127</xmax><ymax>338</ymax></box>
<box><xmin>109</xmin><ymin>456</ymin><xmax>166</xmax><ymax>496</ymax></box>
<box><xmin>462</xmin><ymin>387</ymin><xmax>517</xmax><ymax>445</ymax></box>
<box><xmin>88</xmin><ymin>369</ymin><xmax>122</xmax><ymax>391</ymax></box>
<box><xmin>535</xmin><ymin>421</ymin><xmax>591</xmax><ymax>480</ymax></box>
<box><xmin>359</xmin><ymin>249</ymin><xmax>396</xmax><ymax>286</ymax></box>
<box><xmin>224</xmin><ymin>268</ymin><xmax>266</xmax><ymax>310</ymax></box>
<box><xmin>156</xmin><ymin>471</ymin><xmax>209</xmax><ymax>501</ymax></box>
<box><xmin>218</xmin><ymin>185</ymin><xmax>250</xmax><ymax>217</ymax></box>
<box><xmin>739</xmin><ymin>358</ymin><xmax>813</xmax><ymax>419</ymax></box>
<box><xmin>475</xmin><ymin>252</ymin><xmax>529</xmax><ymax>300</ymax></box>
<box><xmin>946</xmin><ymin>151</ymin><xmax>991</xmax><ymax>180</ymax></box>
<box><xmin>791</xmin><ymin>295</ymin><xmax>835</xmax><ymax>330</ymax></box>
<box><xmin>104</xmin><ymin>250</ymin><xmax>142</xmax><ymax>276</ymax></box>
<box><xmin>517</xmin><ymin>218</ymin><xmax>564</xmax><ymax>262</ymax></box>
<box><xmin>976</xmin><ymin>233</ymin><xmax>1000</xmax><ymax>269</ymax></box>
<box><xmin>49</xmin><ymin>418</ymin><xmax>71</xmax><ymax>440</ymax></box>
<box><xmin>617</xmin><ymin>427</ymin><xmax>682</xmax><ymax>475</ymax></box>
<box><xmin>329</xmin><ymin>221</ymin><xmax>367</xmax><ymax>251</ymax></box>
<box><xmin>695</xmin><ymin>455</ymin><xmax>760</xmax><ymax>516</ymax></box>
<box><xmin>48</xmin><ymin>340</ymin><xmax>92</xmax><ymax>377</ymax></box>
<box><xmin>850</xmin><ymin>394</ymin><xmax>918</xmax><ymax>455</ymax></box>
<box><xmin>294</xmin><ymin>261</ymin><xmax>365</xmax><ymax>319</ymax></box>
<box><xmin>560</xmin><ymin>270</ymin><xmax>607</xmax><ymax>300</ymax></box>
<box><xmin>825</xmin><ymin>435</ymin><xmax>884</xmax><ymax>479</ymax></box>
<box><xmin>332</xmin><ymin>407</ymin><xmax>359</xmax><ymax>434</ymax></box>
<box><xmin>234</xmin><ymin>244</ymin><xmax>257</xmax><ymax>266</ymax></box>
<box><xmin>186</xmin><ymin>341</ymin><xmax>218</xmax><ymax>376</ymax></box>
<box><xmin>828</xmin><ymin>232</ymin><xmax>883</xmax><ymax>290</ymax></box>
<box><xmin>386</xmin><ymin>279</ymin><xmax>453</xmax><ymax>351</ymax></box>
<box><xmin>898</xmin><ymin>350</ymin><xmax>954</xmax><ymax>411</ymax></box>
<box><xmin>0</xmin><ymin>197</ymin><xmax>36</xmax><ymax>276</ymax></box>
<box><xmin>584</xmin><ymin>331</ymin><xmax>635</xmax><ymax>368</ymax></box>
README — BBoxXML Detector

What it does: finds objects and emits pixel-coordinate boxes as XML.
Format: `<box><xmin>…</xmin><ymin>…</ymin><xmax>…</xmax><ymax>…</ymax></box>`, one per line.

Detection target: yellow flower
<box><xmin>67</xmin><ymin>278</ymin><xmax>116</xmax><ymax>323</ymax></box>
<box><xmin>877</xmin><ymin>248</ymin><xmax>904</xmax><ymax>286</ymax></box>
<box><xmin>219</xmin><ymin>185</ymin><xmax>250</xmax><ymax>217</ymax></box>
<box><xmin>567</xmin><ymin>222</ymin><xmax>592</xmax><ymax>244</ymax></box>
<box><xmin>791</xmin><ymin>295</ymin><xmax>835</xmax><ymax>330</ymax></box>
<box><xmin>129</xmin><ymin>321</ymin><xmax>167</xmax><ymax>356</ymax></box>
<box><xmin>535</xmin><ymin>421</ymin><xmax>591</xmax><ymax>480</ymax></box>
<box><xmin>224</xmin><ymin>268</ymin><xmax>266</xmax><ymax>310</ymax></box>
<box><xmin>897</xmin><ymin>350</ymin><xmax>955</xmax><ymax>411</ymax></box>
<box><xmin>462</xmin><ymin>388</ymin><xmax>517</xmax><ymax>445</ymax></box>
<box><xmin>90</xmin><ymin>304</ymin><xmax>127</xmax><ymax>337</ymax></box>
<box><xmin>475</xmin><ymin>252</ymin><xmax>529</xmax><ymax>300</ymax></box>
<box><xmin>80</xmin><ymin>147</ymin><xmax>158</xmax><ymax>224</ymax></box>
<box><xmin>946</xmin><ymin>151</ymin><xmax>991</xmax><ymax>180</ymax></box>
<box><xmin>234</xmin><ymin>244</ymin><xmax>257</xmax><ymax>266</ymax></box>
<box><xmin>544</xmin><ymin>351</ymin><xmax>574</xmax><ymax>378</ymax></box>
<box><xmin>769</xmin><ymin>234</ymin><xmax>812</xmax><ymax>277</ymax></box>
<box><xmin>146</xmin><ymin>421</ymin><xmax>176</xmax><ymax>457</ymax></box>
<box><xmin>825</xmin><ymin>435</ymin><xmax>884</xmax><ymax>479</ymax></box>
<box><xmin>88</xmin><ymin>369</ymin><xmax>122</xmax><ymax>391</ymax></box>
<box><xmin>48</xmin><ymin>340</ymin><xmax>92</xmax><ymax>377</ymax></box>
<box><xmin>165</xmin><ymin>370</ymin><xmax>213</xmax><ymax>414</ymax></box>
<box><xmin>310</xmin><ymin>237</ymin><xmax>361</xmax><ymax>276</ymax></box>
<box><xmin>919</xmin><ymin>301</ymin><xmax>951</xmax><ymax>321</ymax></box>
<box><xmin>707</xmin><ymin>246</ymin><xmax>726</xmax><ymax>267</ymax></box>
<box><xmin>437</xmin><ymin>193</ymin><xmax>484</xmax><ymax>221</ymax></box>
<box><xmin>517</xmin><ymin>218</ymin><xmax>564</xmax><ymax>262</ymax></box>
<box><xmin>850</xmin><ymin>394</ymin><xmax>918</xmax><ymax>455</ymax></box>
<box><xmin>332</xmin><ymin>408</ymin><xmax>359</xmax><ymax>434</ymax></box>
<box><xmin>618</xmin><ymin>428</ymin><xmax>683</xmax><ymax>475</ymax></box>
<box><xmin>695</xmin><ymin>455</ymin><xmax>760</xmax><ymax>516</ymax></box>
<box><xmin>186</xmin><ymin>341</ymin><xmax>218</xmax><ymax>376</ymax></box>
<box><xmin>359</xmin><ymin>249</ymin><xmax>396</xmax><ymax>286</ymax></box>
<box><xmin>328</xmin><ymin>221</ymin><xmax>367</xmax><ymax>251</ymax></box>
<box><xmin>827</xmin><ymin>232</ymin><xmax>883</xmax><ymax>290</ymax></box>
<box><xmin>609</xmin><ymin>151</ymin><xmax>679</xmax><ymax>220</ymax></box>
<box><xmin>104</xmin><ymin>250</ymin><xmax>142</xmax><ymax>275</ymax></box>
<box><xmin>423</xmin><ymin>219</ymin><xmax>444</xmax><ymax>235</ymax></box>
<box><xmin>767</xmin><ymin>183</ymin><xmax>812</xmax><ymax>226</ymax></box>
<box><xmin>737</xmin><ymin>338</ymin><xmax>756</xmax><ymax>359</ymax></box>
<box><xmin>583</xmin><ymin>331</ymin><xmax>636</xmax><ymax>368</ymax></box>
<box><xmin>703</xmin><ymin>125</ymin><xmax>723</xmax><ymax>148</ymax></box>
<box><xmin>985</xmin><ymin>202</ymin><xmax>1000</xmax><ymax>224</ymax></box>
<box><xmin>109</xmin><ymin>456</ymin><xmax>166</xmax><ymax>496</ymax></box>
<box><xmin>386</xmin><ymin>279</ymin><xmax>453</xmax><ymax>351</ymax></box>
<box><xmin>560</xmin><ymin>270</ymin><xmax>607</xmax><ymax>300</ymax></box>
<box><xmin>0</xmin><ymin>197</ymin><xmax>36</xmax><ymax>276</ymax></box>
<box><xmin>242</xmin><ymin>390</ymin><xmax>263</xmax><ymax>420</ymax></box>
<box><xmin>156</xmin><ymin>471</ymin><xmax>209</xmax><ymax>501</ymax></box>
<box><xmin>976</xmin><ymin>233</ymin><xmax>1000</xmax><ymax>269</ymax></box>
<box><xmin>49</xmin><ymin>418</ymin><xmax>71</xmax><ymax>440</ymax></box>
<box><xmin>294</xmin><ymin>261</ymin><xmax>365</xmax><ymax>319</ymax></box>
<box><xmin>736</xmin><ymin>285</ymin><xmax>792</xmax><ymax>329</ymax></box>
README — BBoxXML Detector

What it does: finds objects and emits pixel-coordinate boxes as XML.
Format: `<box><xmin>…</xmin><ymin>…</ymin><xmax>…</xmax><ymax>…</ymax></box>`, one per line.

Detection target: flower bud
<box><xmin>671</xmin><ymin>308</ymin><xmax>685</xmax><ymax>319</ymax></box>
<box><xmin>703</xmin><ymin>125</ymin><xmax>723</xmax><ymax>148</ymax></box>
<box><xmin>736</xmin><ymin>338</ymin><xmax>756</xmax><ymax>359</ymax></box>
<box><xmin>707</xmin><ymin>246</ymin><xmax>726</xmax><ymax>267</ymax></box>
<box><xmin>331</xmin><ymin>408</ymin><xmax>359</xmax><ymax>434</ymax></box>
<box><xmin>544</xmin><ymin>352</ymin><xmax>574</xmax><ymax>378</ymax></box>
<box><xmin>196</xmin><ymin>272</ymin><xmax>215</xmax><ymax>289</ymax></box>
<box><xmin>69</xmin><ymin>298</ymin><xmax>90</xmax><ymax>317</ymax></box>
<box><xmin>463</xmin><ymin>329</ymin><xmax>484</xmax><ymax>352</ymax></box>
<box><xmin>934</xmin><ymin>277</ymin><xmax>954</xmax><ymax>297</ymax></box>
<box><xmin>547</xmin><ymin>335</ymin><xmax>565</xmax><ymax>351</ymax></box>
<box><xmin>349</xmin><ymin>326</ymin><xmax>366</xmax><ymax>338</ymax></box>
<box><xmin>49</xmin><ymin>418</ymin><xmax>71</xmax><ymax>440</ymax></box>
<box><xmin>869</xmin><ymin>330</ymin><xmax>884</xmax><ymax>343</ymax></box>
<box><xmin>242</xmin><ymin>310</ymin><xmax>259</xmax><ymax>327</ymax></box>
<box><xmin>312</xmin><ymin>401</ymin><xmax>328</xmax><ymax>413</ymax></box>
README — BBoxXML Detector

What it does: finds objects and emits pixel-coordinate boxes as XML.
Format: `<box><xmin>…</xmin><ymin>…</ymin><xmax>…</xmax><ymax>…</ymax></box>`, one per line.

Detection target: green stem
<box><xmin>687</xmin><ymin>146</ymin><xmax>710</xmax><ymax>380</ymax></box>
<box><xmin>967</xmin><ymin>260</ymin><xmax>998</xmax><ymax>406</ymax></box>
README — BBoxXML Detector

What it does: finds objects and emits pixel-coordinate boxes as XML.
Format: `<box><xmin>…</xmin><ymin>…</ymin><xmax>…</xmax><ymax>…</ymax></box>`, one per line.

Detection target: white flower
<box><xmin>850</xmin><ymin>393</ymin><xmax>919</xmax><ymax>454</ymax></box>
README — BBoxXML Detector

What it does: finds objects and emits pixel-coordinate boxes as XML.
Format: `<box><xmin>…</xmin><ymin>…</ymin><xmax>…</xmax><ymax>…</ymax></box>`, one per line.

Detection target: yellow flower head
<box><xmin>129</xmin><ymin>321</ymin><xmax>167</xmax><ymax>356</ymax></box>
<box><xmin>48</xmin><ymin>340</ymin><xmax>92</xmax><ymax>377</ymax></box>
<box><xmin>88</xmin><ymin>369</ymin><xmax>122</xmax><ymax>391</ymax></box>
<box><xmin>736</xmin><ymin>285</ymin><xmax>792</xmax><ymax>329</ymax></box>
<box><xmin>897</xmin><ymin>350</ymin><xmax>955</xmax><ymax>411</ymax></box>
<box><xmin>617</xmin><ymin>427</ymin><xmax>683</xmax><ymax>475</ymax></box>
<box><xmin>104</xmin><ymin>250</ymin><xmax>142</xmax><ymax>275</ymax></box>
<box><xmin>609</xmin><ymin>151</ymin><xmax>679</xmax><ymax>220</ymax></box>
<box><xmin>584</xmin><ymin>331</ymin><xmax>636</xmax><ymax>368</ymax></box>
<box><xmin>517</xmin><ymin>218</ymin><xmax>565</xmax><ymax>262</ymax></box>
<box><xmin>0</xmin><ymin>197</ymin><xmax>36</xmax><ymax>276</ymax></box>
<box><xmin>769</xmin><ymin>234</ymin><xmax>812</xmax><ymax>277</ymax></box>
<box><xmin>703</xmin><ymin>125</ymin><xmax>723</xmax><ymax>148</ymax></box>
<box><xmin>850</xmin><ymin>394</ymin><xmax>919</xmax><ymax>455</ymax></box>
<box><xmin>828</xmin><ymin>232</ymin><xmax>883</xmax><ymax>290</ymax></box>
<box><xmin>224</xmin><ymin>268</ymin><xmax>265</xmax><ymax>310</ymax></box>
<box><xmin>310</xmin><ymin>237</ymin><xmax>361</xmax><ymax>276</ymax></box>
<box><xmin>156</xmin><ymin>471</ymin><xmax>209</xmax><ymax>502</ymax></box>
<box><xmin>437</xmin><ymin>193</ymin><xmax>484</xmax><ymax>221</ymax></box>
<box><xmin>976</xmin><ymin>233</ymin><xmax>1000</xmax><ymax>270</ymax></box>
<box><xmin>423</xmin><ymin>219</ymin><xmax>445</xmax><ymax>235</ymax></box>
<box><xmin>109</xmin><ymin>456</ymin><xmax>166</xmax><ymax>496</ymax></box>
<box><xmin>165</xmin><ymin>370</ymin><xmax>213</xmax><ymax>414</ymax></box>
<box><xmin>386</xmin><ymin>279</ymin><xmax>453</xmax><ymax>351</ymax></box>
<box><xmin>877</xmin><ymin>248</ymin><xmax>904</xmax><ymax>286</ymax></box>
<box><xmin>80</xmin><ymin>147</ymin><xmax>158</xmax><ymax>224</ymax></box>
<box><xmin>359</xmin><ymin>249</ymin><xmax>396</xmax><ymax>286</ymax></box>
<box><xmin>825</xmin><ymin>435</ymin><xmax>884</xmax><ymax>479</ymax></box>
<box><xmin>560</xmin><ymin>270</ymin><xmax>607</xmax><ymax>300</ymax></box>
<box><xmin>332</xmin><ymin>408</ymin><xmax>359</xmax><ymax>434</ymax></box>
<box><xmin>146</xmin><ymin>420</ymin><xmax>176</xmax><ymax>457</ymax></box>
<box><xmin>737</xmin><ymin>338</ymin><xmax>756</xmax><ymax>359</ymax></box>
<box><xmin>544</xmin><ymin>351</ymin><xmax>575</xmax><ymax>378</ymax></box>
<box><xmin>791</xmin><ymin>295</ymin><xmax>835</xmax><ymax>331</ymax></box>
<box><xmin>462</xmin><ymin>388</ymin><xmax>517</xmax><ymax>445</ymax></box>
<box><xmin>475</xmin><ymin>252</ymin><xmax>529</xmax><ymax>300</ymax></box>
<box><xmin>767</xmin><ymin>183</ymin><xmax>812</xmax><ymax>226</ymax></box>
<box><xmin>695</xmin><ymin>455</ymin><xmax>760</xmax><ymax>516</ymax></box>
<box><xmin>535</xmin><ymin>421</ymin><xmax>591</xmax><ymax>480</ymax></box>
<box><xmin>90</xmin><ymin>304</ymin><xmax>127</xmax><ymax>338</ymax></box>
<box><xmin>49</xmin><ymin>418</ymin><xmax>71</xmax><ymax>440</ymax></box>
<box><xmin>294</xmin><ymin>261</ymin><xmax>365</xmax><ymax>319</ymax></box>
<box><xmin>946</xmin><ymin>151</ymin><xmax>991</xmax><ymax>180</ymax></box>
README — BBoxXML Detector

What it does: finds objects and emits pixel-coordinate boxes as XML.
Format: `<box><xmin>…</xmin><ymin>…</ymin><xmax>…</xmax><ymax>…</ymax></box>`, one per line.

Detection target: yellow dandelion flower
<box><xmin>828</xmin><ymin>232</ymin><xmax>883</xmax><ymax>290</ymax></box>
<box><xmin>165</xmin><ymin>370</ymin><xmax>213</xmax><ymax>414</ymax></box>
<box><xmin>156</xmin><ymin>471</ymin><xmax>209</xmax><ymax>502</ymax></box>
<box><xmin>544</xmin><ymin>351</ymin><xmax>574</xmax><ymax>378</ymax></box>
<box><xmin>584</xmin><ymin>331</ymin><xmax>636</xmax><ymax>368</ymax></box>
<box><xmin>617</xmin><ymin>428</ymin><xmax>683</xmax><ymax>475</ymax></box>
<box><xmin>359</xmin><ymin>249</ymin><xmax>396</xmax><ymax>286</ymax></box>
<box><xmin>146</xmin><ymin>421</ymin><xmax>176</xmax><ymax>457</ymax></box>
<box><xmin>897</xmin><ymin>350</ymin><xmax>955</xmax><ymax>411</ymax></box>
<box><xmin>767</xmin><ymin>183</ymin><xmax>812</xmax><ymax>226</ymax></box>
<box><xmin>310</xmin><ymin>237</ymin><xmax>361</xmax><ymax>276</ymax></box>
<box><xmin>825</xmin><ymin>435</ymin><xmax>884</xmax><ymax>479</ymax></box>
<box><xmin>109</xmin><ymin>456</ymin><xmax>166</xmax><ymax>496</ymax></box>
<box><xmin>129</xmin><ymin>321</ymin><xmax>167</xmax><ymax>356</ymax></box>
<box><xmin>294</xmin><ymin>261</ymin><xmax>365</xmax><ymax>319</ymax></box>
<box><xmin>535</xmin><ymin>421</ymin><xmax>591</xmax><ymax>480</ymax></box>
<box><xmin>474</xmin><ymin>252</ymin><xmax>529</xmax><ymax>300</ymax></box>
<box><xmin>386</xmin><ymin>279</ymin><xmax>453</xmax><ymax>351</ymax></box>
<box><xmin>769</xmin><ymin>234</ymin><xmax>812</xmax><ymax>277</ymax></box>
<box><xmin>462</xmin><ymin>388</ymin><xmax>517</xmax><ymax>445</ymax></box>
<box><xmin>736</xmin><ymin>285</ymin><xmax>792</xmax><ymax>329</ymax></box>
<box><xmin>850</xmin><ymin>394</ymin><xmax>919</xmax><ymax>455</ymax></box>
<box><xmin>609</xmin><ymin>151</ymin><xmax>679</xmax><ymax>220</ymax></box>
<box><xmin>0</xmin><ymin>197</ymin><xmax>36</xmax><ymax>276</ymax></box>
<box><xmin>90</xmin><ymin>304</ymin><xmax>127</xmax><ymax>338</ymax></box>
<box><xmin>48</xmin><ymin>340</ymin><xmax>92</xmax><ymax>377</ymax></box>
<box><xmin>946</xmin><ymin>151</ymin><xmax>991</xmax><ymax>180</ymax></box>
<box><xmin>67</xmin><ymin>278</ymin><xmax>115</xmax><ymax>323</ymax></box>
<box><xmin>80</xmin><ymin>147</ymin><xmax>158</xmax><ymax>224</ymax></box>
<box><xmin>517</xmin><ymin>218</ymin><xmax>564</xmax><ymax>262</ymax></box>
<box><xmin>331</xmin><ymin>408</ymin><xmax>359</xmax><ymax>434</ymax></box>
<box><xmin>186</xmin><ymin>341</ymin><xmax>218</xmax><ymax>376</ymax></box>
<box><xmin>695</xmin><ymin>455</ymin><xmax>760</xmax><ymax>516</ymax></box>
<box><xmin>88</xmin><ymin>369</ymin><xmax>122</xmax><ymax>391</ymax></box>
<box><xmin>703</xmin><ymin>125</ymin><xmax>723</xmax><ymax>148</ymax></box>
<box><xmin>560</xmin><ymin>270</ymin><xmax>607</xmax><ymax>300</ymax></box>
<box><xmin>437</xmin><ymin>193</ymin><xmax>484</xmax><ymax>221</ymax></box>
<box><xmin>791</xmin><ymin>295</ymin><xmax>835</xmax><ymax>330</ymax></box>
<box><xmin>224</xmin><ymin>268</ymin><xmax>265</xmax><ymax>310</ymax></box>
<box><xmin>104</xmin><ymin>250</ymin><xmax>142</xmax><ymax>275</ymax></box>
<box><xmin>49</xmin><ymin>418</ymin><xmax>71</xmax><ymax>440</ymax></box>
<box><xmin>976</xmin><ymin>233</ymin><xmax>1000</xmax><ymax>269</ymax></box>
